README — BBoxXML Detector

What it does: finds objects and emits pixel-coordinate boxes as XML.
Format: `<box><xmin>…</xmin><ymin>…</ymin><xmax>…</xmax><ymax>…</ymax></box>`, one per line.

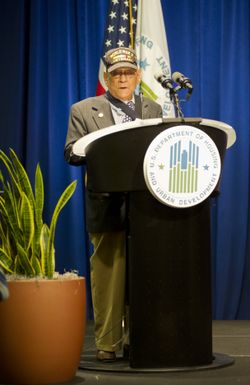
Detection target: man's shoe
<box><xmin>96</xmin><ymin>350</ymin><xmax>116</xmax><ymax>362</ymax></box>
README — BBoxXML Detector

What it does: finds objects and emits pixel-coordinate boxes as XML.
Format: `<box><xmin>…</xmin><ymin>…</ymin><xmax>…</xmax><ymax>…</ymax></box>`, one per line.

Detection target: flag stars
<box><xmin>117</xmin><ymin>39</ymin><xmax>125</xmax><ymax>47</ymax></box>
<box><xmin>109</xmin><ymin>11</ymin><xmax>116</xmax><ymax>19</ymax></box>
<box><xmin>107</xmin><ymin>25</ymin><xmax>115</xmax><ymax>33</ymax></box>
<box><xmin>119</xmin><ymin>26</ymin><xmax>126</xmax><ymax>34</ymax></box>
<box><xmin>112</xmin><ymin>0</ymin><xmax>119</xmax><ymax>4</ymax></box>
<box><xmin>124</xmin><ymin>0</ymin><xmax>129</xmax><ymax>6</ymax></box>
<box><xmin>121</xmin><ymin>12</ymin><xmax>128</xmax><ymax>20</ymax></box>
<box><xmin>105</xmin><ymin>39</ymin><xmax>112</xmax><ymax>47</ymax></box>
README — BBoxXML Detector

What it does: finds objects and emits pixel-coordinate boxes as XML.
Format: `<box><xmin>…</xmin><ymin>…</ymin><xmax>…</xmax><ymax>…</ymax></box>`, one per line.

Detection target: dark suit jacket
<box><xmin>64</xmin><ymin>94</ymin><xmax>162</xmax><ymax>232</ymax></box>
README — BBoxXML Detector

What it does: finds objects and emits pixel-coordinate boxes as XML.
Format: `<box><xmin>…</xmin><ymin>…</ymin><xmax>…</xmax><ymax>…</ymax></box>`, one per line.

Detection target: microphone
<box><xmin>172</xmin><ymin>72</ymin><xmax>193</xmax><ymax>90</ymax></box>
<box><xmin>154</xmin><ymin>73</ymin><xmax>174</xmax><ymax>90</ymax></box>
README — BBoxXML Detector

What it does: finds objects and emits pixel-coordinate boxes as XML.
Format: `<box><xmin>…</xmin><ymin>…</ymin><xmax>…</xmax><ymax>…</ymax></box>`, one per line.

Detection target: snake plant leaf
<box><xmin>0</xmin><ymin>196</ymin><xmax>9</xmax><ymax>221</ymax></box>
<box><xmin>40</xmin><ymin>223</ymin><xmax>50</xmax><ymax>277</ymax></box>
<box><xmin>0</xmin><ymin>170</ymin><xmax>5</xmax><ymax>188</ymax></box>
<box><xmin>34</xmin><ymin>164</ymin><xmax>44</xmax><ymax>228</ymax></box>
<box><xmin>9</xmin><ymin>148</ymin><xmax>35</xmax><ymax>207</ymax></box>
<box><xmin>16</xmin><ymin>243</ymin><xmax>36</xmax><ymax>276</ymax></box>
<box><xmin>30</xmin><ymin>254</ymin><xmax>42</xmax><ymax>276</ymax></box>
<box><xmin>0</xmin><ymin>187</ymin><xmax>23</xmax><ymax>247</ymax></box>
<box><xmin>47</xmin><ymin>245</ymin><xmax>55</xmax><ymax>279</ymax></box>
<box><xmin>0</xmin><ymin>221</ymin><xmax>8</xmax><ymax>247</ymax></box>
<box><xmin>31</xmin><ymin>164</ymin><xmax>44</xmax><ymax>260</ymax></box>
<box><xmin>20</xmin><ymin>192</ymin><xmax>35</xmax><ymax>250</ymax></box>
<box><xmin>46</xmin><ymin>181</ymin><xmax>77</xmax><ymax>277</ymax></box>
<box><xmin>0</xmin><ymin>150</ymin><xmax>22</xmax><ymax>198</ymax></box>
<box><xmin>0</xmin><ymin>222</ymin><xmax>12</xmax><ymax>258</ymax></box>
<box><xmin>0</xmin><ymin>248</ymin><xmax>13</xmax><ymax>273</ymax></box>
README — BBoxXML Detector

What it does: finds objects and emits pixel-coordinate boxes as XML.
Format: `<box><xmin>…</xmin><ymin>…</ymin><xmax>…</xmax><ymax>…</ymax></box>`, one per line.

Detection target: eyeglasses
<box><xmin>110</xmin><ymin>69</ymin><xmax>137</xmax><ymax>79</ymax></box>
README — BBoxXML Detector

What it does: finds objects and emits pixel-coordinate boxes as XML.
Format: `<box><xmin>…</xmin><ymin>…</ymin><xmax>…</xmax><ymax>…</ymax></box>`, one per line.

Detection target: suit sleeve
<box><xmin>64</xmin><ymin>103</ymin><xmax>88</xmax><ymax>166</ymax></box>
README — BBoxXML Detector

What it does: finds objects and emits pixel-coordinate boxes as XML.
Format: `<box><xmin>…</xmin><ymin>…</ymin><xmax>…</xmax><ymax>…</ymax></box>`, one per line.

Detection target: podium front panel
<box><xmin>128</xmin><ymin>192</ymin><xmax>213</xmax><ymax>368</ymax></box>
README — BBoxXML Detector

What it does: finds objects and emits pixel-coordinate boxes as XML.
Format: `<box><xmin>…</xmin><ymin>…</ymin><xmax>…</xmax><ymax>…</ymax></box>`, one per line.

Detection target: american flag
<box><xmin>96</xmin><ymin>0</ymin><xmax>138</xmax><ymax>95</ymax></box>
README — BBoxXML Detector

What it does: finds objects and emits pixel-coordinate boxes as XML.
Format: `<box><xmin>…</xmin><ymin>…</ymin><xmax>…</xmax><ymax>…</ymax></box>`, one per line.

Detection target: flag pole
<box><xmin>129</xmin><ymin>0</ymin><xmax>134</xmax><ymax>48</ymax></box>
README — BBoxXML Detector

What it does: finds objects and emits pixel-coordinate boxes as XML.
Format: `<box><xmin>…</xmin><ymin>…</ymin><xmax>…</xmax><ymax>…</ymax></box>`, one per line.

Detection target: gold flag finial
<box><xmin>129</xmin><ymin>0</ymin><xmax>134</xmax><ymax>48</ymax></box>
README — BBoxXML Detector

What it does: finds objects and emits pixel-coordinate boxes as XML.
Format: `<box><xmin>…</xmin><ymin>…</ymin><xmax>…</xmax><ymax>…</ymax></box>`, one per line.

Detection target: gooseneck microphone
<box><xmin>172</xmin><ymin>71</ymin><xmax>193</xmax><ymax>91</ymax></box>
<box><xmin>154</xmin><ymin>73</ymin><xmax>174</xmax><ymax>90</ymax></box>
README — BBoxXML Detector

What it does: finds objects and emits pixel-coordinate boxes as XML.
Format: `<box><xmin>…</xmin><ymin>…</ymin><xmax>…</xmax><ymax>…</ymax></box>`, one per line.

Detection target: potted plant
<box><xmin>0</xmin><ymin>149</ymin><xmax>86</xmax><ymax>385</ymax></box>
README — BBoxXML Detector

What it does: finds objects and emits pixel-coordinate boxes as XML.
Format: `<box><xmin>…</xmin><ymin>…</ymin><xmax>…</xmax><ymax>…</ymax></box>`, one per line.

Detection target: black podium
<box><xmin>77</xmin><ymin>118</ymin><xmax>235</xmax><ymax>369</ymax></box>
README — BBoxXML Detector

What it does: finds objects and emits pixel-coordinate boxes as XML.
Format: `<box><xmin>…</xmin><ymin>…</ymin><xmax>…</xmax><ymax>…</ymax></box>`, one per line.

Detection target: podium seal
<box><xmin>143</xmin><ymin>125</ymin><xmax>221</xmax><ymax>208</ymax></box>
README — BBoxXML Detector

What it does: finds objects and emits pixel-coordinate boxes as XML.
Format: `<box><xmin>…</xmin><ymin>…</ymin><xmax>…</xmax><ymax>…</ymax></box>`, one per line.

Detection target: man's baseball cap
<box><xmin>103</xmin><ymin>47</ymin><xmax>138</xmax><ymax>73</ymax></box>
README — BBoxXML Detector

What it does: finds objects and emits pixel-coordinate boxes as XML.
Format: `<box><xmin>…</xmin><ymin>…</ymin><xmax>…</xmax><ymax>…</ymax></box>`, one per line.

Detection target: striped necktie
<box><xmin>122</xmin><ymin>101</ymin><xmax>135</xmax><ymax>123</ymax></box>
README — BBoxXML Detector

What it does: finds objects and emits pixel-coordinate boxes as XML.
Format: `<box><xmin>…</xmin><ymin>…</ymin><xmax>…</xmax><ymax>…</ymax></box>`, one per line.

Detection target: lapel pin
<box><xmin>98</xmin><ymin>113</ymin><xmax>104</xmax><ymax>118</ymax></box>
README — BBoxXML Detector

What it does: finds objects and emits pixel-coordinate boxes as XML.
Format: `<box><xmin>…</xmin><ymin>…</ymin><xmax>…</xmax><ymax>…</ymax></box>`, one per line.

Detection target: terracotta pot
<box><xmin>0</xmin><ymin>277</ymin><xmax>86</xmax><ymax>385</ymax></box>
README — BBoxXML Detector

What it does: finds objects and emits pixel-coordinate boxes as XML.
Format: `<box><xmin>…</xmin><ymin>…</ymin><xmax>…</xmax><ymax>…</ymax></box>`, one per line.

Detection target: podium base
<box><xmin>79</xmin><ymin>352</ymin><xmax>234</xmax><ymax>373</ymax></box>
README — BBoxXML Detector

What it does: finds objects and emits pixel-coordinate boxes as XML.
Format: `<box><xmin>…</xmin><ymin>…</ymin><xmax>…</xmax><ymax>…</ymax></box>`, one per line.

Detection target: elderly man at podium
<box><xmin>64</xmin><ymin>47</ymin><xmax>162</xmax><ymax>362</ymax></box>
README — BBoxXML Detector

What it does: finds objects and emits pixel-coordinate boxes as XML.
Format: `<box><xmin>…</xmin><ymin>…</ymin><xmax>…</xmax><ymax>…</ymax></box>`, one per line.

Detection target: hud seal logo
<box><xmin>143</xmin><ymin>125</ymin><xmax>221</xmax><ymax>208</ymax></box>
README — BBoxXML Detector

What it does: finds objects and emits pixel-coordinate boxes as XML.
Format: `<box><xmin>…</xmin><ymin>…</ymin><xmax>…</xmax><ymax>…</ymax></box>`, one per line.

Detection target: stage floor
<box><xmin>75</xmin><ymin>320</ymin><xmax>250</xmax><ymax>385</ymax></box>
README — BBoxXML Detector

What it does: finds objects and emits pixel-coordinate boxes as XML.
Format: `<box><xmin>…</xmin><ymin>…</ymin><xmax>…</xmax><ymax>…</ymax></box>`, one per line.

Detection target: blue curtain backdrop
<box><xmin>0</xmin><ymin>0</ymin><xmax>249</xmax><ymax>319</ymax></box>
